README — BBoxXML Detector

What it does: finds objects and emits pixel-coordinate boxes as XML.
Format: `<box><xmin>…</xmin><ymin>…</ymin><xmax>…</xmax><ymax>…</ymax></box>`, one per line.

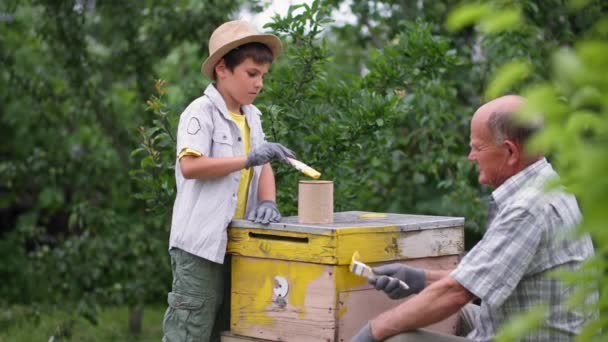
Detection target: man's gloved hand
<box><xmin>369</xmin><ymin>263</ymin><xmax>425</xmax><ymax>299</ymax></box>
<box><xmin>352</xmin><ymin>322</ymin><xmax>377</xmax><ymax>342</ymax></box>
<box><xmin>245</xmin><ymin>142</ymin><xmax>295</xmax><ymax>168</ymax></box>
<box><xmin>247</xmin><ymin>200</ymin><xmax>281</xmax><ymax>224</ymax></box>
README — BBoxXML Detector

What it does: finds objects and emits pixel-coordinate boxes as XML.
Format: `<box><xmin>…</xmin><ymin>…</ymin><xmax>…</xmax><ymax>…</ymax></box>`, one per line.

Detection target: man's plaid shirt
<box><xmin>451</xmin><ymin>158</ymin><xmax>597</xmax><ymax>341</ymax></box>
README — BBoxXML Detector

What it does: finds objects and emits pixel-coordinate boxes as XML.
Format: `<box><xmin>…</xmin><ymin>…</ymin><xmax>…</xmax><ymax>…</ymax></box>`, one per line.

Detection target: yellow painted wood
<box><xmin>228</xmin><ymin>212</ymin><xmax>465</xmax><ymax>340</ymax></box>
<box><xmin>228</xmin><ymin>228</ymin><xmax>337</xmax><ymax>264</ymax></box>
<box><xmin>335</xmin><ymin>226</ymin><xmax>464</xmax><ymax>264</ymax></box>
<box><xmin>333</xmin><ymin>264</ymin><xmax>369</xmax><ymax>320</ymax></box>
<box><xmin>228</xmin><ymin>226</ymin><xmax>464</xmax><ymax>265</ymax></box>
<box><xmin>230</xmin><ymin>256</ymin><xmax>336</xmax><ymax>341</ymax></box>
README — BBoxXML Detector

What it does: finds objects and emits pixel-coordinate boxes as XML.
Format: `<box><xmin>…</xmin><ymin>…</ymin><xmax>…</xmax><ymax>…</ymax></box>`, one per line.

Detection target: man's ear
<box><xmin>504</xmin><ymin>139</ymin><xmax>520</xmax><ymax>166</ymax></box>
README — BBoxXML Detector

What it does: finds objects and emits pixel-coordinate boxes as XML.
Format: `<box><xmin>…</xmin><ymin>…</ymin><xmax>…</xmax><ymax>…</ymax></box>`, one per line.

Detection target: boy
<box><xmin>162</xmin><ymin>20</ymin><xmax>294</xmax><ymax>341</ymax></box>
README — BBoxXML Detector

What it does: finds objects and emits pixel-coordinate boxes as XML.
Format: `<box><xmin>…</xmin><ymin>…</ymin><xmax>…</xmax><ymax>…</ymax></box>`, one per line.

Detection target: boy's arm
<box><xmin>246</xmin><ymin>163</ymin><xmax>281</xmax><ymax>224</ymax></box>
<box><xmin>257</xmin><ymin>163</ymin><xmax>276</xmax><ymax>201</ymax></box>
<box><xmin>180</xmin><ymin>142</ymin><xmax>294</xmax><ymax>180</ymax></box>
<box><xmin>179</xmin><ymin>155</ymin><xmax>246</xmax><ymax>179</ymax></box>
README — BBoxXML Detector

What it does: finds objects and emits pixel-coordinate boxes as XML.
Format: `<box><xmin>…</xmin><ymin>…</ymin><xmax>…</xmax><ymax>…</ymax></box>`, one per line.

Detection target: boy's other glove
<box><xmin>352</xmin><ymin>322</ymin><xmax>377</xmax><ymax>342</ymax></box>
<box><xmin>247</xmin><ymin>200</ymin><xmax>281</xmax><ymax>224</ymax></box>
<box><xmin>369</xmin><ymin>263</ymin><xmax>425</xmax><ymax>299</ymax></box>
<box><xmin>245</xmin><ymin>142</ymin><xmax>295</xmax><ymax>168</ymax></box>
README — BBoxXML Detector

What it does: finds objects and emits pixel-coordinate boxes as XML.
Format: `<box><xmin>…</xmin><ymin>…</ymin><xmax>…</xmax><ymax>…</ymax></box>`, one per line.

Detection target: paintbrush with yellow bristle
<box><xmin>349</xmin><ymin>251</ymin><xmax>409</xmax><ymax>290</ymax></box>
<box><xmin>287</xmin><ymin>157</ymin><xmax>321</xmax><ymax>179</ymax></box>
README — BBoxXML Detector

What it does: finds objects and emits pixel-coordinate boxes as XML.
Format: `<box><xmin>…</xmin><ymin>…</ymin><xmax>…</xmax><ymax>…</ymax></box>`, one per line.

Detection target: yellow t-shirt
<box><xmin>230</xmin><ymin>112</ymin><xmax>252</xmax><ymax>219</ymax></box>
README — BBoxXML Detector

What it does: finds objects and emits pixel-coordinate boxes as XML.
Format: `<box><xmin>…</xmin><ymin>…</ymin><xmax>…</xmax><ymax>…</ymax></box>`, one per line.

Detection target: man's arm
<box><xmin>425</xmin><ymin>269</ymin><xmax>450</xmax><ymax>286</ymax></box>
<box><xmin>370</xmin><ymin>275</ymin><xmax>475</xmax><ymax>340</ymax></box>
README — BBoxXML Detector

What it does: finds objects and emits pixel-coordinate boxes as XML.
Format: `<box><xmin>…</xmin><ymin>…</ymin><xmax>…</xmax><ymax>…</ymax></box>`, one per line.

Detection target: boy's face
<box><xmin>215</xmin><ymin>57</ymin><xmax>270</xmax><ymax>110</ymax></box>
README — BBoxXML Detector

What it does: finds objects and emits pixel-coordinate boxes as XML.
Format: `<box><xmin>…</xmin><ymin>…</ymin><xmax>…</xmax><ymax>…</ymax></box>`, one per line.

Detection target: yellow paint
<box><xmin>333</xmin><ymin>264</ymin><xmax>370</xmax><ymax>319</ymax></box>
<box><xmin>228</xmin><ymin>228</ymin><xmax>337</xmax><ymax>264</ymax></box>
<box><xmin>228</xmin><ymin>225</ymin><xmax>408</xmax><ymax>265</ymax></box>
<box><xmin>227</xmin><ymin>216</ymin><xmax>465</xmax><ymax>338</ymax></box>
<box><xmin>287</xmin><ymin>158</ymin><xmax>321</xmax><ymax>179</ymax></box>
<box><xmin>231</xmin><ymin>257</ymin><xmax>327</xmax><ymax>329</ymax></box>
<box><xmin>351</xmin><ymin>250</ymin><xmax>361</xmax><ymax>264</ymax></box>
<box><xmin>229</xmin><ymin>224</ymin><xmax>464</xmax><ymax>265</ymax></box>
<box><xmin>337</xmin><ymin>229</ymin><xmax>405</xmax><ymax>265</ymax></box>
<box><xmin>358</xmin><ymin>213</ymin><xmax>387</xmax><ymax>218</ymax></box>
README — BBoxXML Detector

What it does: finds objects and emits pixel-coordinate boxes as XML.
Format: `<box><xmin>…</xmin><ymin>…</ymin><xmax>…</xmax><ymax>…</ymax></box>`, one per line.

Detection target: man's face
<box><xmin>468</xmin><ymin>113</ymin><xmax>510</xmax><ymax>188</ymax></box>
<box><xmin>217</xmin><ymin>57</ymin><xmax>270</xmax><ymax>110</ymax></box>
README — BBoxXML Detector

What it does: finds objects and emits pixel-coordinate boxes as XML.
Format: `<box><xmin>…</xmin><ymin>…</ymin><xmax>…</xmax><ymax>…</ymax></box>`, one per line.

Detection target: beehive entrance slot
<box><xmin>248</xmin><ymin>232</ymin><xmax>309</xmax><ymax>244</ymax></box>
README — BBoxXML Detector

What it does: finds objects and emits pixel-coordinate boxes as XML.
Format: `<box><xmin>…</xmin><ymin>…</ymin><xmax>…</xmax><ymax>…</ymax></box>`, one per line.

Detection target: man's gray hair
<box><xmin>487</xmin><ymin>109</ymin><xmax>543</xmax><ymax>146</ymax></box>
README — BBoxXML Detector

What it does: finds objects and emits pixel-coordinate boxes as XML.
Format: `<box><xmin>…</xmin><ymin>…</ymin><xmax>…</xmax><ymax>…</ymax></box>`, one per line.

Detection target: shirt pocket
<box><xmin>211</xmin><ymin>130</ymin><xmax>234</xmax><ymax>157</ymax></box>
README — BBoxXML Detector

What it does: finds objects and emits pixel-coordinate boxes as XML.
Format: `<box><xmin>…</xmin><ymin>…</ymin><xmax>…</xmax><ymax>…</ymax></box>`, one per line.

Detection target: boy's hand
<box><xmin>247</xmin><ymin>200</ymin><xmax>281</xmax><ymax>224</ymax></box>
<box><xmin>246</xmin><ymin>142</ymin><xmax>295</xmax><ymax>168</ymax></box>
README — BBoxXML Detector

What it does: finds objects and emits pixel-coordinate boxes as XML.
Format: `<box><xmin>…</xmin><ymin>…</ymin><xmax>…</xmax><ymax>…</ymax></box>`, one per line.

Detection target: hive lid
<box><xmin>230</xmin><ymin>211</ymin><xmax>464</xmax><ymax>235</ymax></box>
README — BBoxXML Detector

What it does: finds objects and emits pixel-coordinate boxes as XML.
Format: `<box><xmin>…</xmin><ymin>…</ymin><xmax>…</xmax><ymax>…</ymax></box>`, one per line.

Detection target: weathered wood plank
<box><xmin>230</xmin><ymin>211</ymin><xmax>464</xmax><ymax>234</ymax></box>
<box><xmin>337</xmin><ymin>255</ymin><xmax>461</xmax><ymax>341</ymax></box>
<box><xmin>335</xmin><ymin>227</ymin><xmax>464</xmax><ymax>264</ymax></box>
<box><xmin>228</xmin><ymin>228</ymin><xmax>338</xmax><ymax>264</ymax></box>
<box><xmin>231</xmin><ymin>257</ymin><xmax>337</xmax><ymax>341</ymax></box>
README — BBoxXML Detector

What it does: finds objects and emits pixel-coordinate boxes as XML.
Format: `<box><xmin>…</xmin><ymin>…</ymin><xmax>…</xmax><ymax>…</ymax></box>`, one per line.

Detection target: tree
<box><xmin>1</xmin><ymin>0</ymin><xmax>246</xmax><ymax>333</ymax></box>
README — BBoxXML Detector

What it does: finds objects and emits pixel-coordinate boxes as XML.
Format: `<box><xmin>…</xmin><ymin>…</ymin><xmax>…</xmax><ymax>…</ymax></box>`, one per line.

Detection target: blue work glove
<box><xmin>352</xmin><ymin>322</ymin><xmax>377</xmax><ymax>342</ymax></box>
<box><xmin>245</xmin><ymin>142</ymin><xmax>295</xmax><ymax>168</ymax></box>
<box><xmin>369</xmin><ymin>263</ymin><xmax>425</xmax><ymax>299</ymax></box>
<box><xmin>247</xmin><ymin>200</ymin><xmax>281</xmax><ymax>224</ymax></box>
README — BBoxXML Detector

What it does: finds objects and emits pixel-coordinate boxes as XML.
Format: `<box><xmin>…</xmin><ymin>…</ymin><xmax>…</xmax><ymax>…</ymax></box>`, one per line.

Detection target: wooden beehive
<box><xmin>226</xmin><ymin>211</ymin><xmax>464</xmax><ymax>342</ymax></box>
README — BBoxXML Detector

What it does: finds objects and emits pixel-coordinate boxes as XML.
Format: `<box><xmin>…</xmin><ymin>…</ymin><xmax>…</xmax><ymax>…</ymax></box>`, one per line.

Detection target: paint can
<box><xmin>298</xmin><ymin>180</ymin><xmax>334</xmax><ymax>224</ymax></box>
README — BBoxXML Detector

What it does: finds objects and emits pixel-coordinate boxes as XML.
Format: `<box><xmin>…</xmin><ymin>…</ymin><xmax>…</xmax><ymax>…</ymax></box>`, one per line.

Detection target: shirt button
<box><xmin>238</xmin><ymin>137</ymin><xmax>242</xmax><ymax>141</ymax></box>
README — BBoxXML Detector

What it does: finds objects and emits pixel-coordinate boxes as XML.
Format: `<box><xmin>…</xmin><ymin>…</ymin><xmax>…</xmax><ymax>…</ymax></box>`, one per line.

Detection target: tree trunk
<box><xmin>129</xmin><ymin>304</ymin><xmax>143</xmax><ymax>334</ymax></box>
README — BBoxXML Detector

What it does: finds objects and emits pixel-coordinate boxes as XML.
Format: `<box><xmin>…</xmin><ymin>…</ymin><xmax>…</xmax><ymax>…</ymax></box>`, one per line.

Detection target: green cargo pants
<box><xmin>162</xmin><ymin>248</ymin><xmax>230</xmax><ymax>342</ymax></box>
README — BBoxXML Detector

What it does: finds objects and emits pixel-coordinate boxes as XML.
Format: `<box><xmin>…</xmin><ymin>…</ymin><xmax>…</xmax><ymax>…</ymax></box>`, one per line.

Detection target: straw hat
<box><xmin>201</xmin><ymin>20</ymin><xmax>283</xmax><ymax>79</ymax></box>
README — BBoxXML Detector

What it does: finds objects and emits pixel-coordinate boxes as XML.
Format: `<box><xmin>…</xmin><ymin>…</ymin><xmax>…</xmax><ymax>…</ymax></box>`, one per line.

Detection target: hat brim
<box><xmin>201</xmin><ymin>34</ymin><xmax>283</xmax><ymax>80</ymax></box>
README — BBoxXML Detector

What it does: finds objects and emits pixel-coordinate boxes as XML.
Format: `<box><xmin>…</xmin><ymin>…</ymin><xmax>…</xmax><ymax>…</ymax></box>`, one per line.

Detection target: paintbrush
<box><xmin>287</xmin><ymin>157</ymin><xmax>321</xmax><ymax>179</ymax></box>
<box><xmin>349</xmin><ymin>251</ymin><xmax>409</xmax><ymax>290</ymax></box>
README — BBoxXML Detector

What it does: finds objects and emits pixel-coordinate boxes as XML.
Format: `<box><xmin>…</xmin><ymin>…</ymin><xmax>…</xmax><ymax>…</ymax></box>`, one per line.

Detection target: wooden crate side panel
<box><xmin>336</xmin><ymin>255</ymin><xmax>461</xmax><ymax>341</ymax></box>
<box><xmin>336</xmin><ymin>227</ymin><xmax>464</xmax><ymax>265</ymax></box>
<box><xmin>231</xmin><ymin>257</ymin><xmax>337</xmax><ymax>341</ymax></box>
<box><xmin>221</xmin><ymin>332</ymin><xmax>273</xmax><ymax>341</ymax></box>
<box><xmin>228</xmin><ymin>228</ymin><xmax>337</xmax><ymax>264</ymax></box>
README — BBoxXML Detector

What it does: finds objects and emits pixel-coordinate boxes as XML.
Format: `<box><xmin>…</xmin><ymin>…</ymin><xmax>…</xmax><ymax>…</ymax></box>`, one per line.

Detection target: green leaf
<box><xmin>567</xmin><ymin>0</ymin><xmax>592</xmax><ymax>11</ymax></box>
<box><xmin>479</xmin><ymin>8</ymin><xmax>523</xmax><ymax>34</ymax></box>
<box><xmin>552</xmin><ymin>48</ymin><xmax>585</xmax><ymax>88</ymax></box>
<box><xmin>495</xmin><ymin>304</ymin><xmax>547</xmax><ymax>342</ymax></box>
<box><xmin>39</xmin><ymin>186</ymin><xmax>64</xmax><ymax>210</ymax></box>
<box><xmin>485</xmin><ymin>60</ymin><xmax>531</xmax><ymax>100</ymax></box>
<box><xmin>577</xmin><ymin>41</ymin><xmax>608</xmax><ymax>69</ymax></box>
<box><xmin>445</xmin><ymin>3</ymin><xmax>490</xmax><ymax>32</ymax></box>
<box><xmin>566</xmin><ymin>110</ymin><xmax>604</xmax><ymax>137</ymax></box>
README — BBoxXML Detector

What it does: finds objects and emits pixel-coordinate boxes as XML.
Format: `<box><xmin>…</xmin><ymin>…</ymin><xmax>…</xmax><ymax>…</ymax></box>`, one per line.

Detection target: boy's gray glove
<box><xmin>369</xmin><ymin>263</ymin><xmax>425</xmax><ymax>299</ymax></box>
<box><xmin>352</xmin><ymin>322</ymin><xmax>377</xmax><ymax>342</ymax></box>
<box><xmin>247</xmin><ymin>200</ymin><xmax>281</xmax><ymax>224</ymax></box>
<box><xmin>245</xmin><ymin>142</ymin><xmax>295</xmax><ymax>168</ymax></box>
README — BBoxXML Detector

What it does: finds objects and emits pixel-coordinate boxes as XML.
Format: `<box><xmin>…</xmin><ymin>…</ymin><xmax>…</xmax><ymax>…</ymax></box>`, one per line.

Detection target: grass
<box><xmin>0</xmin><ymin>305</ymin><xmax>165</xmax><ymax>342</ymax></box>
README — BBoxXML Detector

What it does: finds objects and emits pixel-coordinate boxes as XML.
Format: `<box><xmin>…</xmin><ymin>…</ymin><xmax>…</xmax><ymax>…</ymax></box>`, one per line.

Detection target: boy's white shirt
<box><xmin>170</xmin><ymin>83</ymin><xmax>266</xmax><ymax>264</ymax></box>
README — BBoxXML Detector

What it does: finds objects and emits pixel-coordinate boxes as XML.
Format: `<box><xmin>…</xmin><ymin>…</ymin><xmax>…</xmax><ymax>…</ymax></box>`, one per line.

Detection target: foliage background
<box><xmin>1</xmin><ymin>0</ymin><xmax>606</xmax><ymax>340</ymax></box>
